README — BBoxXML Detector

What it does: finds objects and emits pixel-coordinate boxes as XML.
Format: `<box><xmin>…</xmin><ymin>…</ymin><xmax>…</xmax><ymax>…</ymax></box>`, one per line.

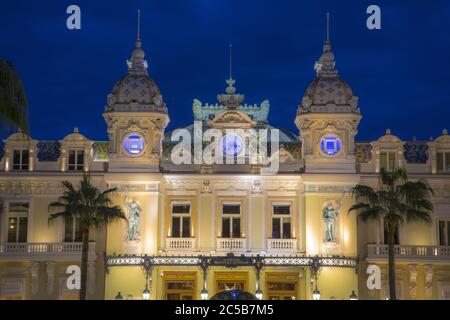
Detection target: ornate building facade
<box><xmin>1</xmin><ymin>21</ymin><xmax>450</xmax><ymax>300</ymax></box>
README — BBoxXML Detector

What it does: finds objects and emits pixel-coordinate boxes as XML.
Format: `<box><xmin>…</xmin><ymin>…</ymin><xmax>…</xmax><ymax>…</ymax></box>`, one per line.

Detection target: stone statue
<box><xmin>322</xmin><ymin>192</ymin><xmax>345</xmax><ymax>243</ymax></box>
<box><xmin>125</xmin><ymin>195</ymin><xmax>141</xmax><ymax>241</ymax></box>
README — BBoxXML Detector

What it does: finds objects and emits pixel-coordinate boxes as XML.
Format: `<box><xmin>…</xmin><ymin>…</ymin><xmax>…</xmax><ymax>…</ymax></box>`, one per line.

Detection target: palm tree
<box><xmin>349</xmin><ymin>168</ymin><xmax>434</xmax><ymax>300</ymax></box>
<box><xmin>0</xmin><ymin>59</ymin><xmax>28</xmax><ymax>133</ymax></box>
<box><xmin>48</xmin><ymin>173</ymin><xmax>126</xmax><ymax>300</ymax></box>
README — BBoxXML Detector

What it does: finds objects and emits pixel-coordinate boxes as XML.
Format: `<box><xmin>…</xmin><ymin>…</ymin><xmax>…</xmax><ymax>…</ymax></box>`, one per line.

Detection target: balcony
<box><xmin>367</xmin><ymin>244</ymin><xmax>450</xmax><ymax>262</ymax></box>
<box><xmin>267</xmin><ymin>239</ymin><xmax>297</xmax><ymax>252</ymax></box>
<box><xmin>216</xmin><ymin>238</ymin><xmax>247</xmax><ymax>252</ymax></box>
<box><xmin>0</xmin><ymin>242</ymin><xmax>95</xmax><ymax>261</ymax></box>
<box><xmin>165</xmin><ymin>238</ymin><xmax>196</xmax><ymax>251</ymax></box>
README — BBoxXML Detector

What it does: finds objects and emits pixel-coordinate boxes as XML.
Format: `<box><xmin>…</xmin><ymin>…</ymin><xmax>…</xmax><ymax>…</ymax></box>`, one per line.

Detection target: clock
<box><xmin>320</xmin><ymin>135</ymin><xmax>342</xmax><ymax>156</ymax></box>
<box><xmin>123</xmin><ymin>134</ymin><xmax>145</xmax><ymax>156</ymax></box>
<box><xmin>221</xmin><ymin>133</ymin><xmax>244</xmax><ymax>157</ymax></box>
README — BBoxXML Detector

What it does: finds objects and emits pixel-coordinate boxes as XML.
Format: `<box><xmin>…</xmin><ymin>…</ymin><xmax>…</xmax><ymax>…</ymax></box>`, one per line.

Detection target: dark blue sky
<box><xmin>1</xmin><ymin>0</ymin><xmax>450</xmax><ymax>142</ymax></box>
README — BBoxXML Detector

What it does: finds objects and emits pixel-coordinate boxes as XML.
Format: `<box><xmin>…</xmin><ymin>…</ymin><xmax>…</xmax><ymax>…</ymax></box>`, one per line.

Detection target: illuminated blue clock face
<box><xmin>221</xmin><ymin>133</ymin><xmax>244</xmax><ymax>157</ymax></box>
<box><xmin>320</xmin><ymin>135</ymin><xmax>342</xmax><ymax>156</ymax></box>
<box><xmin>123</xmin><ymin>134</ymin><xmax>145</xmax><ymax>155</ymax></box>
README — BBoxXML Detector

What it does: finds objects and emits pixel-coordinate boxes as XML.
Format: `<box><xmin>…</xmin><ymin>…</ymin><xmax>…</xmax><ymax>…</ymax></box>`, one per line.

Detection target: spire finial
<box><xmin>315</xmin><ymin>11</ymin><xmax>336</xmax><ymax>75</ymax></box>
<box><xmin>326</xmin><ymin>11</ymin><xmax>330</xmax><ymax>43</ymax></box>
<box><xmin>225</xmin><ymin>43</ymin><xmax>236</xmax><ymax>95</ymax></box>
<box><xmin>137</xmin><ymin>9</ymin><xmax>141</xmax><ymax>41</ymax></box>
<box><xmin>127</xmin><ymin>9</ymin><xmax>147</xmax><ymax>74</ymax></box>
<box><xmin>229</xmin><ymin>42</ymin><xmax>233</xmax><ymax>80</ymax></box>
<box><xmin>218</xmin><ymin>43</ymin><xmax>245</xmax><ymax>109</ymax></box>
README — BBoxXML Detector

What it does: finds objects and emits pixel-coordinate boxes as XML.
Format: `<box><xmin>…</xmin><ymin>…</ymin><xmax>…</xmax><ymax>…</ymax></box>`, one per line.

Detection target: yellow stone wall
<box><xmin>0</xmin><ymin>195</ymin><xmax>106</xmax><ymax>300</ymax></box>
<box><xmin>104</xmin><ymin>182</ymin><xmax>359</xmax><ymax>300</ymax></box>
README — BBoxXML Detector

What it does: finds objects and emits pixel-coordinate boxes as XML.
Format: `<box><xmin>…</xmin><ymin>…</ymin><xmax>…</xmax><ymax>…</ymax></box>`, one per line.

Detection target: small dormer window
<box><xmin>68</xmin><ymin>150</ymin><xmax>84</xmax><ymax>171</ymax></box>
<box><xmin>437</xmin><ymin>152</ymin><xmax>450</xmax><ymax>173</ymax></box>
<box><xmin>12</xmin><ymin>149</ymin><xmax>29</xmax><ymax>171</ymax></box>
<box><xmin>380</xmin><ymin>151</ymin><xmax>395</xmax><ymax>172</ymax></box>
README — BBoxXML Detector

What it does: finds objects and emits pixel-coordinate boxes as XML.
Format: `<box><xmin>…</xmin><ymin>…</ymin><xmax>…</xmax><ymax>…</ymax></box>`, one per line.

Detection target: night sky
<box><xmin>1</xmin><ymin>1</ymin><xmax>450</xmax><ymax>142</ymax></box>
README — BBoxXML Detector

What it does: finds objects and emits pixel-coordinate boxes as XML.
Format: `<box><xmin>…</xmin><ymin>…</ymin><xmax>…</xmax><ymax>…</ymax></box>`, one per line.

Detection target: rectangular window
<box><xmin>437</xmin><ymin>152</ymin><xmax>450</xmax><ymax>173</ymax></box>
<box><xmin>383</xmin><ymin>220</ymin><xmax>400</xmax><ymax>245</ymax></box>
<box><xmin>222</xmin><ymin>204</ymin><xmax>241</xmax><ymax>238</ymax></box>
<box><xmin>165</xmin><ymin>280</ymin><xmax>195</xmax><ymax>300</ymax></box>
<box><xmin>437</xmin><ymin>152</ymin><xmax>444</xmax><ymax>172</ymax></box>
<box><xmin>272</xmin><ymin>205</ymin><xmax>292</xmax><ymax>239</ymax></box>
<box><xmin>7</xmin><ymin>203</ymin><xmax>29</xmax><ymax>243</ymax></box>
<box><xmin>438</xmin><ymin>220</ymin><xmax>450</xmax><ymax>246</ymax></box>
<box><xmin>68</xmin><ymin>150</ymin><xmax>84</xmax><ymax>171</ymax></box>
<box><xmin>380</xmin><ymin>151</ymin><xmax>395</xmax><ymax>172</ymax></box>
<box><xmin>171</xmin><ymin>203</ymin><xmax>191</xmax><ymax>238</ymax></box>
<box><xmin>64</xmin><ymin>217</ymin><xmax>82</xmax><ymax>242</ymax></box>
<box><xmin>12</xmin><ymin>149</ymin><xmax>29</xmax><ymax>171</ymax></box>
<box><xmin>267</xmin><ymin>281</ymin><xmax>297</xmax><ymax>300</ymax></box>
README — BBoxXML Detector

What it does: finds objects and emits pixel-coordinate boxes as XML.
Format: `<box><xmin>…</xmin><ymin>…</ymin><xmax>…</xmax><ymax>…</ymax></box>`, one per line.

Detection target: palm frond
<box><xmin>0</xmin><ymin>59</ymin><xmax>29</xmax><ymax>133</ymax></box>
<box><xmin>357</xmin><ymin>208</ymin><xmax>383</xmax><ymax>221</ymax></box>
<box><xmin>93</xmin><ymin>206</ymin><xmax>127</xmax><ymax>229</ymax></box>
<box><xmin>406</xmin><ymin>208</ymin><xmax>432</xmax><ymax>223</ymax></box>
<box><xmin>352</xmin><ymin>185</ymin><xmax>379</xmax><ymax>204</ymax></box>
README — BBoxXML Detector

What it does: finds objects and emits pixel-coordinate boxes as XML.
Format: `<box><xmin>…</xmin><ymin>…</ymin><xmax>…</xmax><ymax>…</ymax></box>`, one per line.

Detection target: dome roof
<box><xmin>304</xmin><ymin>76</ymin><xmax>353</xmax><ymax>106</ymax></box>
<box><xmin>105</xmin><ymin>36</ymin><xmax>167</xmax><ymax>113</ymax></box>
<box><xmin>108</xmin><ymin>73</ymin><xmax>165</xmax><ymax>108</ymax></box>
<box><xmin>298</xmin><ymin>37</ymin><xmax>359</xmax><ymax>114</ymax></box>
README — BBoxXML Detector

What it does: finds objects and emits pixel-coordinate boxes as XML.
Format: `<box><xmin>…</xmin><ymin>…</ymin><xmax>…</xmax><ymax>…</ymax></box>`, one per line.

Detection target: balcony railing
<box><xmin>166</xmin><ymin>238</ymin><xmax>196</xmax><ymax>250</ymax></box>
<box><xmin>367</xmin><ymin>244</ymin><xmax>450</xmax><ymax>261</ymax></box>
<box><xmin>0</xmin><ymin>242</ymin><xmax>84</xmax><ymax>254</ymax></box>
<box><xmin>216</xmin><ymin>238</ymin><xmax>247</xmax><ymax>251</ymax></box>
<box><xmin>267</xmin><ymin>238</ymin><xmax>297</xmax><ymax>252</ymax></box>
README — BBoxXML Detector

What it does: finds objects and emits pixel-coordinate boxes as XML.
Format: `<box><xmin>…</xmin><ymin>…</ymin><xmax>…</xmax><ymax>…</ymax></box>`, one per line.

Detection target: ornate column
<box><xmin>425</xmin><ymin>265</ymin><xmax>434</xmax><ymax>297</ymax></box>
<box><xmin>46</xmin><ymin>261</ymin><xmax>55</xmax><ymax>295</ymax></box>
<box><xmin>30</xmin><ymin>262</ymin><xmax>40</xmax><ymax>295</ymax></box>
<box><xmin>408</xmin><ymin>264</ymin><xmax>418</xmax><ymax>298</ymax></box>
<box><xmin>88</xmin><ymin>261</ymin><xmax>96</xmax><ymax>294</ymax></box>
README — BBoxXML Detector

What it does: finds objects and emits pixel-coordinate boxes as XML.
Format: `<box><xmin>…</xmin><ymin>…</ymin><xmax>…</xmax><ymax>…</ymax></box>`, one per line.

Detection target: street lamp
<box><xmin>349</xmin><ymin>290</ymin><xmax>358</xmax><ymax>300</ymax></box>
<box><xmin>255</xmin><ymin>288</ymin><xmax>263</xmax><ymax>300</ymax></box>
<box><xmin>311</xmin><ymin>256</ymin><xmax>321</xmax><ymax>300</ymax></box>
<box><xmin>200</xmin><ymin>257</ymin><xmax>210</xmax><ymax>300</ymax></box>
<box><xmin>312</xmin><ymin>281</ymin><xmax>320</xmax><ymax>300</ymax></box>
<box><xmin>312</xmin><ymin>288</ymin><xmax>321</xmax><ymax>300</ymax></box>
<box><xmin>142</xmin><ymin>286</ymin><xmax>150</xmax><ymax>300</ymax></box>
<box><xmin>201</xmin><ymin>288</ymin><xmax>209</xmax><ymax>300</ymax></box>
<box><xmin>115</xmin><ymin>292</ymin><xmax>123</xmax><ymax>300</ymax></box>
<box><xmin>142</xmin><ymin>262</ymin><xmax>151</xmax><ymax>300</ymax></box>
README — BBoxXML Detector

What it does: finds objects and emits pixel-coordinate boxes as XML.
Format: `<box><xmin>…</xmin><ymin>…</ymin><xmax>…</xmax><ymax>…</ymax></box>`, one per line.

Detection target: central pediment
<box><xmin>209</xmin><ymin>110</ymin><xmax>256</xmax><ymax>129</ymax></box>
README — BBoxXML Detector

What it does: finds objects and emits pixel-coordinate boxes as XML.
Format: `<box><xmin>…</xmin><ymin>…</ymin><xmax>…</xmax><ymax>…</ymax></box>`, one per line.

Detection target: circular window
<box><xmin>123</xmin><ymin>134</ymin><xmax>145</xmax><ymax>156</ymax></box>
<box><xmin>221</xmin><ymin>133</ymin><xmax>244</xmax><ymax>157</ymax></box>
<box><xmin>320</xmin><ymin>135</ymin><xmax>342</xmax><ymax>156</ymax></box>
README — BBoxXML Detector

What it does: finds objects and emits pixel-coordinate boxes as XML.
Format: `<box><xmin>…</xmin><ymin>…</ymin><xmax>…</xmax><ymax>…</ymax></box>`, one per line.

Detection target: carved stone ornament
<box><xmin>251</xmin><ymin>180</ymin><xmax>263</xmax><ymax>194</ymax></box>
<box><xmin>201</xmin><ymin>180</ymin><xmax>212</xmax><ymax>194</ymax></box>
